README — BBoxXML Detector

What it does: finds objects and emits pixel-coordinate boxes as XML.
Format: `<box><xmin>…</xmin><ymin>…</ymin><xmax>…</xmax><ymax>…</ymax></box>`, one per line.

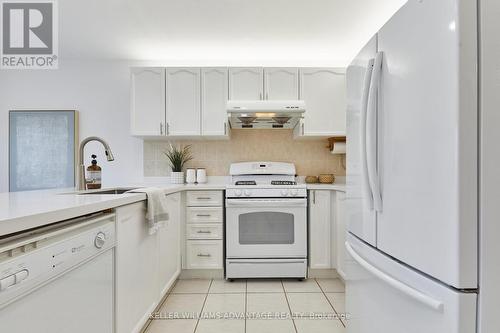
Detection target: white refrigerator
<box><xmin>345</xmin><ymin>0</ymin><xmax>480</xmax><ymax>332</ymax></box>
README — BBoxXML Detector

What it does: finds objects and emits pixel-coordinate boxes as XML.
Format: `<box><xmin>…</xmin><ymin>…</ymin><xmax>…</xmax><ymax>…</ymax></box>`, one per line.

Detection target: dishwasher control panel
<box><xmin>0</xmin><ymin>214</ymin><xmax>115</xmax><ymax>307</ymax></box>
<box><xmin>0</xmin><ymin>269</ymin><xmax>29</xmax><ymax>291</ymax></box>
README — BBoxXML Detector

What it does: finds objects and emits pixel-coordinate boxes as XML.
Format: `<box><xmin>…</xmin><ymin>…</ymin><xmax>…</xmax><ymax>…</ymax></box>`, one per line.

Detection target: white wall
<box><xmin>59</xmin><ymin>0</ymin><xmax>406</xmax><ymax>67</ymax></box>
<box><xmin>0</xmin><ymin>60</ymin><xmax>144</xmax><ymax>192</ymax></box>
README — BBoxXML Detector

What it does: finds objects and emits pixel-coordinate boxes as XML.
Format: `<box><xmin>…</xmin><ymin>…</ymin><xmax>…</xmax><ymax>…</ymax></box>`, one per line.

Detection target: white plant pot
<box><xmin>170</xmin><ymin>171</ymin><xmax>184</xmax><ymax>184</ymax></box>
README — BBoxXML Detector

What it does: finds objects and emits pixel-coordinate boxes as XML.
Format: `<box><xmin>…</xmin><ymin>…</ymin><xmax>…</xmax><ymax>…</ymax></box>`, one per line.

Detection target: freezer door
<box><xmin>345</xmin><ymin>233</ymin><xmax>476</xmax><ymax>333</ymax></box>
<box><xmin>375</xmin><ymin>0</ymin><xmax>478</xmax><ymax>288</ymax></box>
<box><xmin>346</xmin><ymin>36</ymin><xmax>378</xmax><ymax>246</ymax></box>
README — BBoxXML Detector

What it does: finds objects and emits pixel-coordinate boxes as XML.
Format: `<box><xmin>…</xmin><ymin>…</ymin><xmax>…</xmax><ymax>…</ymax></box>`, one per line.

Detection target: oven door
<box><xmin>225</xmin><ymin>198</ymin><xmax>307</xmax><ymax>258</ymax></box>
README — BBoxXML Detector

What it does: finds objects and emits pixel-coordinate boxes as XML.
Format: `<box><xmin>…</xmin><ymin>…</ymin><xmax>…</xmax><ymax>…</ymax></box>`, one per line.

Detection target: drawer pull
<box><xmin>196</xmin><ymin>214</ymin><xmax>211</xmax><ymax>217</ymax></box>
<box><xmin>196</xmin><ymin>197</ymin><xmax>212</xmax><ymax>200</ymax></box>
<box><xmin>196</xmin><ymin>230</ymin><xmax>212</xmax><ymax>234</ymax></box>
<box><xmin>197</xmin><ymin>253</ymin><xmax>212</xmax><ymax>257</ymax></box>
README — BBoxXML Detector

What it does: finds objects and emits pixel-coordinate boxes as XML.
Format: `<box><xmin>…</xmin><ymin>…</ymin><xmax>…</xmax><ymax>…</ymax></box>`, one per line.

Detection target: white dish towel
<box><xmin>127</xmin><ymin>188</ymin><xmax>169</xmax><ymax>235</ymax></box>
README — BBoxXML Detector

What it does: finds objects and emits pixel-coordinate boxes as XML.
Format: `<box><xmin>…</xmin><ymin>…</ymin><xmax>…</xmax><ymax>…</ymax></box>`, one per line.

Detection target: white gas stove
<box><xmin>225</xmin><ymin>162</ymin><xmax>308</xmax><ymax>280</ymax></box>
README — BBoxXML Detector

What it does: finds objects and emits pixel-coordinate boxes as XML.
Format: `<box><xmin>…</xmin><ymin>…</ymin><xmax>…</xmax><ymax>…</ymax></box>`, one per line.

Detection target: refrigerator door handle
<box><xmin>361</xmin><ymin>58</ymin><xmax>375</xmax><ymax>210</ymax></box>
<box><xmin>366</xmin><ymin>51</ymin><xmax>383</xmax><ymax>212</ymax></box>
<box><xmin>345</xmin><ymin>241</ymin><xmax>444</xmax><ymax>312</ymax></box>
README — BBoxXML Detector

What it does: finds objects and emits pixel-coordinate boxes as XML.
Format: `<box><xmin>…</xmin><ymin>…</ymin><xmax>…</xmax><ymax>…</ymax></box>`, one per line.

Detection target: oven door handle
<box><xmin>225</xmin><ymin>198</ymin><xmax>307</xmax><ymax>207</ymax></box>
<box><xmin>227</xmin><ymin>260</ymin><xmax>306</xmax><ymax>264</ymax></box>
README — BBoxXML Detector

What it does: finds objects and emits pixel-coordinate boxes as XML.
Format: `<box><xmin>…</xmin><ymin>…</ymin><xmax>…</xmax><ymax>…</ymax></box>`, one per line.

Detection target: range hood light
<box><xmin>255</xmin><ymin>112</ymin><xmax>276</xmax><ymax>118</ymax></box>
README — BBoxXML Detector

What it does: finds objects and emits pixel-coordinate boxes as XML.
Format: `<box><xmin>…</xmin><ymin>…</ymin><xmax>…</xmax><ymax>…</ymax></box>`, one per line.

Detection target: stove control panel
<box><xmin>226</xmin><ymin>187</ymin><xmax>307</xmax><ymax>198</ymax></box>
<box><xmin>280</xmin><ymin>189</ymin><xmax>300</xmax><ymax>196</ymax></box>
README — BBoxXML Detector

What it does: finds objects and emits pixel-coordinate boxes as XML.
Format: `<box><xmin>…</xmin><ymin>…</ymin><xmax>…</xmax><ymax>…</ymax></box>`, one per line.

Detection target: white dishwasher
<box><xmin>0</xmin><ymin>212</ymin><xmax>115</xmax><ymax>333</ymax></box>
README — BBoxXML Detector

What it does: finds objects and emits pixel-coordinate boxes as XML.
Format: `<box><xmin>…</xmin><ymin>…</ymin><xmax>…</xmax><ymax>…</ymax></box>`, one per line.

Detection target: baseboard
<box><xmin>139</xmin><ymin>270</ymin><xmax>181</xmax><ymax>333</ymax></box>
<box><xmin>308</xmin><ymin>268</ymin><xmax>341</xmax><ymax>279</ymax></box>
<box><xmin>180</xmin><ymin>269</ymin><xmax>224</xmax><ymax>279</ymax></box>
<box><xmin>159</xmin><ymin>269</ymin><xmax>181</xmax><ymax>299</ymax></box>
<box><xmin>179</xmin><ymin>269</ymin><xmax>339</xmax><ymax>280</ymax></box>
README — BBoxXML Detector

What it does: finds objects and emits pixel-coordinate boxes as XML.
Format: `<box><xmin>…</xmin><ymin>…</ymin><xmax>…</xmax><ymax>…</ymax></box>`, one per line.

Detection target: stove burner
<box><xmin>271</xmin><ymin>180</ymin><xmax>297</xmax><ymax>185</ymax></box>
<box><xmin>235</xmin><ymin>181</ymin><xmax>257</xmax><ymax>186</ymax></box>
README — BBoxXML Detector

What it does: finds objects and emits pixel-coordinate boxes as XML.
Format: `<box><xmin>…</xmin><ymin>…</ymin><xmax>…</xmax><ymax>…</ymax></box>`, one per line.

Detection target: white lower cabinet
<box><xmin>308</xmin><ymin>190</ymin><xmax>347</xmax><ymax>275</ymax></box>
<box><xmin>186</xmin><ymin>206</ymin><xmax>223</xmax><ymax>223</ymax></box>
<box><xmin>335</xmin><ymin>191</ymin><xmax>347</xmax><ymax>279</ymax></box>
<box><xmin>184</xmin><ymin>190</ymin><xmax>223</xmax><ymax>270</ymax></box>
<box><xmin>116</xmin><ymin>202</ymin><xmax>158</xmax><ymax>333</ymax></box>
<box><xmin>116</xmin><ymin>194</ymin><xmax>182</xmax><ymax>333</ymax></box>
<box><xmin>186</xmin><ymin>240</ymin><xmax>223</xmax><ymax>269</ymax></box>
<box><xmin>158</xmin><ymin>193</ymin><xmax>182</xmax><ymax>297</ymax></box>
<box><xmin>186</xmin><ymin>190</ymin><xmax>223</xmax><ymax>207</ymax></box>
<box><xmin>186</xmin><ymin>223</ymin><xmax>223</xmax><ymax>239</ymax></box>
<box><xmin>309</xmin><ymin>190</ymin><xmax>332</xmax><ymax>269</ymax></box>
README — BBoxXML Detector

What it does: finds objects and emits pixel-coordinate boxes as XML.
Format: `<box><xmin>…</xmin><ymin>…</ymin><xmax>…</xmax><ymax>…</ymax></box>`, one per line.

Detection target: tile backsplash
<box><xmin>143</xmin><ymin>129</ymin><xmax>345</xmax><ymax>177</ymax></box>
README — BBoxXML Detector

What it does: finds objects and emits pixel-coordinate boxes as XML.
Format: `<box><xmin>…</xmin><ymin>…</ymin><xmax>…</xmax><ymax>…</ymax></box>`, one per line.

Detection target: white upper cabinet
<box><xmin>166</xmin><ymin>68</ymin><xmax>201</xmax><ymax>136</ymax></box>
<box><xmin>130</xmin><ymin>67</ymin><xmax>165</xmax><ymax>136</ymax></box>
<box><xmin>229</xmin><ymin>67</ymin><xmax>264</xmax><ymax>100</ymax></box>
<box><xmin>201</xmin><ymin>68</ymin><xmax>229</xmax><ymax>137</ymax></box>
<box><xmin>264</xmin><ymin>68</ymin><xmax>299</xmax><ymax>100</ymax></box>
<box><xmin>130</xmin><ymin>66</ymin><xmax>346</xmax><ymax>139</ymax></box>
<box><xmin>295</xmin><ymin>68</ymin><xmax>347</xmax><ymax>138</ymax></box>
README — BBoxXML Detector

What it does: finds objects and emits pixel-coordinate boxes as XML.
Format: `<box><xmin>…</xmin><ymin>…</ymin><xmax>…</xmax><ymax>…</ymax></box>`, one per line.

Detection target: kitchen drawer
<box><xmin>186</xmin><ymin>224</ymin><xmax>223</xmax><ymax>240</ymax></box>
<box><xmin>186</xmin><ymin>207</ymin><xmax>223</xmax><ymax>223</ymax></box>
<box><xmin>186</xmin><ymin>191</ymin><xmax>223</xmax><ymax>207</ymax></box>
<box><xmin>186</xmin><ymin>240</ymin><xmax>223</xmax><ymax>269</ymax></box>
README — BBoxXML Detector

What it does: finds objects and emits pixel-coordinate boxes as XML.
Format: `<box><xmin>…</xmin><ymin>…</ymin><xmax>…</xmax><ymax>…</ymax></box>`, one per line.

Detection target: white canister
<box><xmin>196</xmin><ymin>168</ymin><xmax>207</xmax><ymax>184</ymax></box>
<box><xmin>186</xmin><ymin>169</ymin><xmax>196</xmax><ymax>184</ymax></box>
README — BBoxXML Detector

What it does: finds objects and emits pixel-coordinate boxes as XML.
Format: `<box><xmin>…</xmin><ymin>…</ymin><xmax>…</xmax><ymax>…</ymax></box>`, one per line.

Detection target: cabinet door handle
<box><xmin>196</xmin><ymin>214</ymin><xmax>211</xmax><ymax>217</ymax></box>
<box><xmin>196</xmin><ymin>230</ymin><xmax>212</xmax><ymax>234</ymax></box>
<box><xmin>166</xmin><ymin>123</ymin><xmax>170</xmax><ymax>135</ymax></box>
<box><xmin>197</xmin><ymin>253</ymin><xmax>212</xmax><ymax>257</ymax></box>
<box><xmin>160</xmin><ymin>122</ymin><xmax>163</xmax><ymax>135</ymax></box>
<box><xmin>224</xmin><ymin>122</ymin><xmax>227</xmax><ymax>135</ymax></box>
<box><xmin>312</xmin><ymin>190</ymin><xmax>316</xmax><ymax>204</ymax></box>
<box><xmin>196</xmin><ymin>197</ymin><xmax>212</xmax><ymax>200</ymax></box>
<box><xmin>302</xmin><ymin>122</ymin><xmax>305</xmax><ymax>135</ymax></box>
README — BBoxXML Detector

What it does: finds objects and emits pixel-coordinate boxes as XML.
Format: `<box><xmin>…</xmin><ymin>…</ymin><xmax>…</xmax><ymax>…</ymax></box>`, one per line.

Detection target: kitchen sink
<box><xmin>79</xmin><ymin>188</ymin><xmax>135</xmax><ymax>195</ymax></box>
<box><xmin>61</xmin><ymin>187</ymin><xmax>139</xmax><ymax>195</ymax></box>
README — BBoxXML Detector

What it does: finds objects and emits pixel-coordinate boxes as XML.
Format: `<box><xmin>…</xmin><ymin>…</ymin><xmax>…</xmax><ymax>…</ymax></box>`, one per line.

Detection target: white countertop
<box><xmin>0</xmin><ymin>177</ymin><xmax>345</xmax><ymax>237</ymax></box>
<box><xmin>0</xmin><ymin>189</ymin><xmax>147</xmax><ymax>237</ymax></box>
<box><xmin>304</xmin><ymin>183</ymin><xmax>346</xmax><ymax>191</ymax></box>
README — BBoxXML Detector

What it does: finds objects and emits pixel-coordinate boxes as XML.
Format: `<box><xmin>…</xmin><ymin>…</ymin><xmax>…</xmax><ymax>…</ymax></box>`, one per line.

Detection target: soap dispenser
<box><xmin>86</xmin><ymin>154</ymin><xmax>102</xmax><ymax>189</ymax></box>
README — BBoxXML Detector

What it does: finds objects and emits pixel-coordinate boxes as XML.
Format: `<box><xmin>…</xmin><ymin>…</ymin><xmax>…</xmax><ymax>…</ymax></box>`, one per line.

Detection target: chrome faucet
<box><xmin>78</xmin><ymin>136</ymin><xmax>114</xmax><ymax>190</ymax></box>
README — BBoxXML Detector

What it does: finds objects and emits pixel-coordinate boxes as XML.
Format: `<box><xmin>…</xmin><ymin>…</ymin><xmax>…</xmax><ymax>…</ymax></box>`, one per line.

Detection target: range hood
<box><xmin>227</xmin><ymin>100</ymin><xmax>305</xmax><ymax>129</ymax></box>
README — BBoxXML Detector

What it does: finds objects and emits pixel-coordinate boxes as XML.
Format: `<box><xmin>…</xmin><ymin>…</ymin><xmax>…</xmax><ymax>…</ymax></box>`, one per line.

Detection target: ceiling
<box><xmin>59</xmin><ymin>0</ymin><xmax>406</xmax><ymax>67</ymax></box>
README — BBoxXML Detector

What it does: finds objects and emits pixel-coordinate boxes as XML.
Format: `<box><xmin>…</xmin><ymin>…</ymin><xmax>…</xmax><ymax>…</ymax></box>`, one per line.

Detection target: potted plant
<box><xmin>164</xmin><ymin>143</ymin><xmax>193</xmax><ymax>184</ymax></box>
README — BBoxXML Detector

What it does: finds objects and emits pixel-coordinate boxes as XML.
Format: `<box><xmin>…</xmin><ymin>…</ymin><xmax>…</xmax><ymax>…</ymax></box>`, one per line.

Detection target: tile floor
<box><xmin>144</xmin><ymin>278</ymin><xmax>346</xmax><ymax>333</ymax></box>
